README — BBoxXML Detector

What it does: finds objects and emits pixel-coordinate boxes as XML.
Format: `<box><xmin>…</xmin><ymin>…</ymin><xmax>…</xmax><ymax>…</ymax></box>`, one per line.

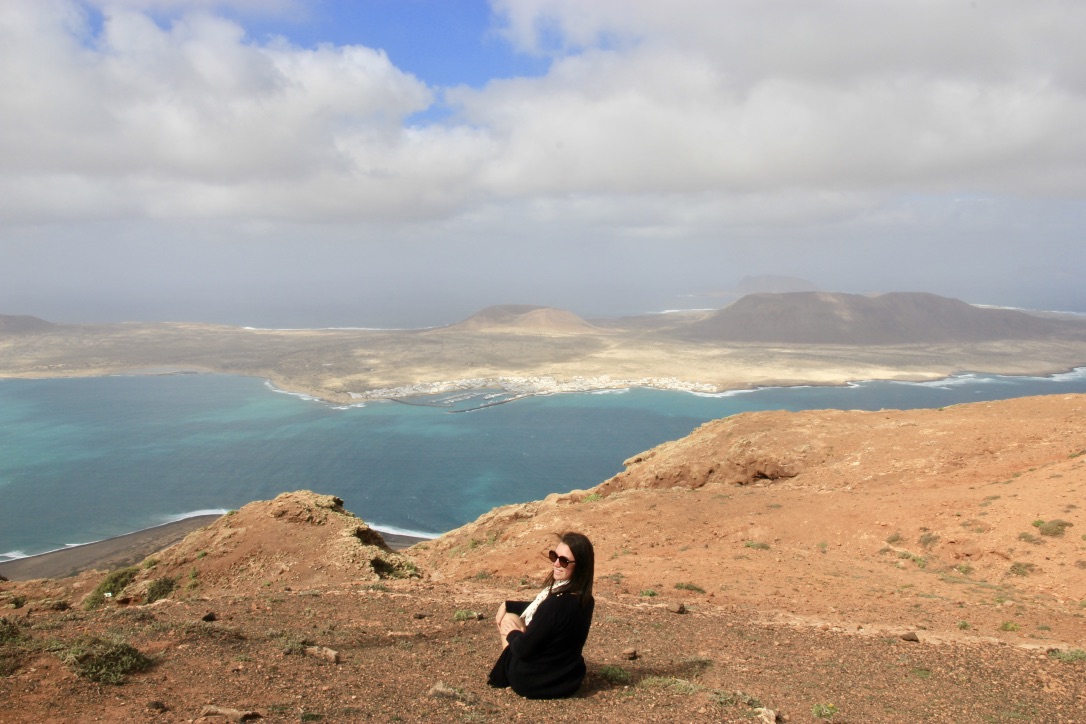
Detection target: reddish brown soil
<box><xmin>2</xmin><ymin>394</ymin><xmax>1085</xmax><ymax>723</ymax></box>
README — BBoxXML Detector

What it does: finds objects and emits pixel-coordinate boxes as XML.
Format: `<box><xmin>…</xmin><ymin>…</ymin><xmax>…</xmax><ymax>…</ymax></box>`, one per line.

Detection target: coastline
<box><xmin>0</xmin><ymin>515</ymin><xmax>430</xmax><ymax>582</ymax></box>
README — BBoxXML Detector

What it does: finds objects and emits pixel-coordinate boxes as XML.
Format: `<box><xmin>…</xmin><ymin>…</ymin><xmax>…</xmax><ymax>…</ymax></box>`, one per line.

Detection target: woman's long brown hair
<box><xmin>544</xmin><ymin>531</ymin><xmax>594</xmax><ymax>606</ymax></box>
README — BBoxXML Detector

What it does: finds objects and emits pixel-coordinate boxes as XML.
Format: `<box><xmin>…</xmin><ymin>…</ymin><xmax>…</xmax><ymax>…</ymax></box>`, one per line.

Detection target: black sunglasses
<box><xmin>547</xmin><ymin>550</ymin><xmax>575</xmax><ymax>568</ymax></box>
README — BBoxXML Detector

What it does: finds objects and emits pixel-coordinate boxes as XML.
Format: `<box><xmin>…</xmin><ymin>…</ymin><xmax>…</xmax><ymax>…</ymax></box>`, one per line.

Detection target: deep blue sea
<box><xmin>3</xmin><ymin>368</ymin><xmax>1086</xmax><ymax>560</ymax></box>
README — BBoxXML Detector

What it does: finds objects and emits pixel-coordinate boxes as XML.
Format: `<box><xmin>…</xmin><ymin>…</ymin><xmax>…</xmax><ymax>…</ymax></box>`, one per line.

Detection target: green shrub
<box><xmin>812</xmin><ymin>702</ymin><xmax>839</xmax><ymax>719</ymax></box>
<box><xmin>674</xmin><ymin>582</ymin><xmax>706</xmax><ymax>594</ymax></box>
<box><xmin>453</xmin><ymin>610</ymin><xmax>480</xmax><ymax>622</ymax></box>
<box><xmin>1048</xmin><ymin>648</ymin><xmax>1086</xmax><ymax>663</ymax></box>
<box><xmin>597</xmin><ymin>665</ymin><xmax>631</xmax><ymax>684</ymax></box>
<box><xmin>0</xmin><ymin>617</ymin><xmax>22</xmax><ymax>643</ymax></box>
<box><xmin>144</xmin><ymin>577</ymin><xmax>177</xmax><ymax>604</ymax></box>
<box><xmin>919</xmin><ymin>532</ymin><xmax>940</xmax><ymax>549</ymax></box>
<box><xmin>640</xmin><ymin>589</ymin><xmax>658</xmax><ymax>597</ymax></box>
<box><xmin>957</xmin><ymin>620</ymin><xmax>970</xmax><ymax>630</ymax></box>
<box><xmin>56</xmin><ymin>636</ymin><xmax>152</xmax><ymax>684</ymax></box>
<box><xmin>84</xmin><ymin>567</ymin><xmax>139</xmax><ymax>609</ymax></box>
<box><xmin>1034</xmin><ymin>519</ymin><xmax>1074</xmax><ymax>537</ymax></box>
<box><xmin>999</xmin><ymin>621</ymin><xmax>1020</xmax><ymax>632</ymax></box>
<box><xmin>885</xmin><ymin>532</ymin><xmax>903</xmax><ymax>544</ymax></box>
<box><xmin>1009</xmin><ymin>562</ymin><xmax>1036</xmax><ymax>576</ymax></box>
<box><xmin>744</xmin><ymin>541</ymin><xmax>770</xmax><ymax>550</ymax></box>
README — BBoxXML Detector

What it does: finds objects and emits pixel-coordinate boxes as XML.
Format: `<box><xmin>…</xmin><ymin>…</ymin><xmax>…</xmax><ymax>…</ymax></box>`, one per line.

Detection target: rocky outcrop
<box><xmin>120</xmin><ymin>491</ymin><xmax>419</xmax><ymax>597</ymax></box>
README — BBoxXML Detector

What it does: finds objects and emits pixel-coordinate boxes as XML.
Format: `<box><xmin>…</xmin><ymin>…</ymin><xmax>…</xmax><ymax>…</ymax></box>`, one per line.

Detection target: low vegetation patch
<box><xmin>674</xmin><ymin>582</ymin><xmax>706</xmax><ymax>594</ymax></box>
<box><xmin>999</xmin><ymin>621</ymin><xmax>1020</xmax><ymax>632</ymax></box>
<box><xmin>638</xmin><ymin>675</ymin><xmax>700</xmax><ymax>694</ymax></box>
<box><xmin>1008</xmin><ymin>561</ymin><xmax>1036</xmax><ymax>576</ymax></box>
<box><xmin>744</xmin><ymin>541</ymin><xmax>770</xmax><ymax>551</ymax></box>
<box><xmin>273</xmin><ymin>633</ymin><xmax>315</xmax><ymax>656</ymax></box>
<box><xmin>640</xmin><ymin>589</ymin><xmax>658</xmax><ymax>597</ymax></box>
<box><xmin>1033</xmin><ymin>519</ymin><xmax>1074</xmax><ymax>537</ymax></box>
<box><xmin>1017</xmin><ymin>532</ymin><xmax>1044</xmax><ymax>545</ymax></box>
<box><xmin>597</xmin><ymin>664</ymin><xmax>632</xmax><ymax>684</ymax></box>
<box><xmin>55</xmin><ymin>636</ymin><xmax>153</xmax><ymax>684</ymax></box>
<box><xmin>1048</xmin><ymin>648</ymin><xmax>1086</xmax><ymax>663</ymax></box>
<box><xmin>0</xmin><ymin>617</ymin><xmax>24</xmax><ymax>644</ymax></box>
<box><xmin>711</xmin><ymin>690</ymin><xmax>762</xmax><ymax>709</ymax></box>
<box><xmin>885</xmin><ymin>531</ymin><xmax>903</xmax><ymax>544</ymax></box>
<box><xmin>453</xmin><ymin>609</ymin><xmax>481</xmax><ymax>622</ymax></box>
<box><xmin>812</xmin><ymin>702</ymin><xmax>840</xmax><ymax>720</ymax></box>
<box><xmin>84</xmin><ymin>566</ymin><xmax>139</xmax><ymax>609</ymax></box>
<box><xmin>918</xmin><ymin>532</ymin><xmax>940</xmax><ymax>549</ymax></box>
<box><xmin>144</xmin><ymin>576</ymin><xmax>177</xmax><ymax>603</ymax></box>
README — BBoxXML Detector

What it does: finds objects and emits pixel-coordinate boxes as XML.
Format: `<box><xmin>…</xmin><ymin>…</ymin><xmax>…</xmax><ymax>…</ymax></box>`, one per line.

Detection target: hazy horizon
<box><xmin>3</xmin><ymin>1</ymin><xmax>1085</xmax><ymax>328</ymax></box>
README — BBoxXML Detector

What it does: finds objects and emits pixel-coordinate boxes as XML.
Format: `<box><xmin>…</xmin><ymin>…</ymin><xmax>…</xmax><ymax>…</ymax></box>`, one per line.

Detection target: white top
<box><xmin>521</xmin><ymin>580</ymin><xmax>568</xmax><ymax>625</ymax></box>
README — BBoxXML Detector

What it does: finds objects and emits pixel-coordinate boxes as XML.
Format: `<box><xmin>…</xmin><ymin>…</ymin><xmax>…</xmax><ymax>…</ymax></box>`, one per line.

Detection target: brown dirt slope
<box><xmin>2</xmin><ymin>395</ymin><xmax>1086</xmax><ymax>722</ymax></box>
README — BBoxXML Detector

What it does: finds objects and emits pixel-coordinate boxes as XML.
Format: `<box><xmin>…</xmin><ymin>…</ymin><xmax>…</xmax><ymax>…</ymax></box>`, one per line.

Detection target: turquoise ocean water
<box><xmin>2</xmin><ymin>368</ymin><xmax>1086</xmax><ymax>560</ymax></box>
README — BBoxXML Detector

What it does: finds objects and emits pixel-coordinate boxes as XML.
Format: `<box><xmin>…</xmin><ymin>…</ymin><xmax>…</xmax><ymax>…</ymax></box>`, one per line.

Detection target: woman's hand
<box><xmin>499</xmin><ymin>613</ymin><xmax>526</xmax><ymax>638</ymax></box>
<box><xmin>494</xmin><ymin>602</ymin><xmax>507</xmax><ymax>628</ymax></box>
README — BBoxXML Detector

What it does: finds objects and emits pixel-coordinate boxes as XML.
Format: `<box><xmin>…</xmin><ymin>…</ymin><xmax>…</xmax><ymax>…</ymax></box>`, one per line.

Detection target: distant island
<box><xmin>2</xmin><ymin>291</ymin><xmax>1085</xmax><ymax>403</ymax></box>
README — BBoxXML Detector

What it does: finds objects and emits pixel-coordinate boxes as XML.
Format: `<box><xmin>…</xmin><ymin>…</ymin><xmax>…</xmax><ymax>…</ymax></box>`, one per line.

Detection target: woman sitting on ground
<box><xmin>487</xmin><ymin>531</ymin><xmax>595</xmax><ymax>699</ymax></box>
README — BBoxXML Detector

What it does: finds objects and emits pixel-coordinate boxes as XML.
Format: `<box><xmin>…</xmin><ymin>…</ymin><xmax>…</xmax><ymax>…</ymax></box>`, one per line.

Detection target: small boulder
<box><xmin>197</xmin><ymin>704</ymin><xmax>262</xmax><ymax>721</ymax></box>
<box><xmin>901</xmin><ymin>631</ymin><xmax>920</xmax><ymax>642</ymax></box>
<box><xmin>303</xmin><ymin>646</ymin><xmax>340</xmax><ymax>663</ymax></box>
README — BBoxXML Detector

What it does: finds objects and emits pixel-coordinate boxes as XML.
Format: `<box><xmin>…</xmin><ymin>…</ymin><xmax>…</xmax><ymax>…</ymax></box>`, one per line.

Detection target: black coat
<box><xmin>487</xmin><ymin>591</ymin><xmax>594</xmax><ymax>699</ymax></box>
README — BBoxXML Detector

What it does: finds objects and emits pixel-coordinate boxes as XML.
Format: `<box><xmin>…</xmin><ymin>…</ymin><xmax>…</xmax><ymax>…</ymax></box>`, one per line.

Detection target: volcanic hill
<box><xmin>444</xmin><ymin>305</ymin><xmax>600</xmax><ymax>334</ymax></box>
<box><xmin>2</xmin><ymin>394</ymin><xmax>1085</xmax><ymax>722</ymax></box>
<box><xmin>675</xmin><ymin>291</ymin><xmax>1085</xmax><ymax>345</ymax></box>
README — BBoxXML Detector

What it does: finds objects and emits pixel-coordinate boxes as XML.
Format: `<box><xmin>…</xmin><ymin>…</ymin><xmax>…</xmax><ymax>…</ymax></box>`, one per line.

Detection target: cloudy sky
<box><xmin>2</xmin><ymin>0</ymin><xmax>1084</xmax><ymax>327</ymax></box>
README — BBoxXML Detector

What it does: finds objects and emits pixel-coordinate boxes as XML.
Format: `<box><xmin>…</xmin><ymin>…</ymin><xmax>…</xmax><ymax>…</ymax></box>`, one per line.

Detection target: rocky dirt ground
<box><xmin>2</xmin><ymin>394</ymin><xmax>1086</xmax><ymax>722</ymax></box>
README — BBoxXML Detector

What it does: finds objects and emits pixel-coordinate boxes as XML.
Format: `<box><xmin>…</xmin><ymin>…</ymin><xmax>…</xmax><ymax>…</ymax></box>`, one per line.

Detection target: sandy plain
<box><xmin>2</xmin><ymin>314</ymin><xmax>1086</xmax><ymax>405</ymax></box>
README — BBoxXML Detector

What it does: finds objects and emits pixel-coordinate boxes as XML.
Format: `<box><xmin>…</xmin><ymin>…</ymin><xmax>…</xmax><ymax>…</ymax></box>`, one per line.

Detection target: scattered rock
<box><xmin>427</xmin><ymin>681</ymin><xmax>477</xmax><ymax>704</ymax></box>
<box><xmin>146</xmin><ymin>700</ymin><xmax>168</xmax><ymax>712</ymax></box>
<box><xmin>198</xmin><ymin>704</ymin><xmax>262</xmax><ymax>721</ymax></box>
<box><xmin>413</xmin><ymin>612</ymin><xmax>427</xmax><ymax>619</ymax></box>
<box><xmin>303</xmin><ymin>646</ymin><xmax>340</xmax><ymax>663</ymax></box>
<box><xmin>621</xmin><ymin>647</ymin><xmax>638</xmax><ymax>660</ymax></box>
<box><xmin>667</xmin><ymin>602</ymin><xmax>686</xmax><ymax>614</ymax></box>
<box><xmin>754</xmin><ymin>706</ymin><xmax>779</xmax><ymax>722</ymax></box>
<box><xmin>202</xmin><ymin>611</ymin><xmax>218</xmax><ymax>622</ymax></box>
<box><xmin>901</xmin><ymin>631</ymin><xmax>920</xmax><ymax>642</ymax></box>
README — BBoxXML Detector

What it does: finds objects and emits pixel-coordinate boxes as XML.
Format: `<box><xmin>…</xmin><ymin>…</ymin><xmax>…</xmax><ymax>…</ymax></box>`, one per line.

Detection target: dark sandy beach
<box><xmin>0</xmin><ymin>516</ymin><xmax>427</xmax><ymax>581</ymax></box>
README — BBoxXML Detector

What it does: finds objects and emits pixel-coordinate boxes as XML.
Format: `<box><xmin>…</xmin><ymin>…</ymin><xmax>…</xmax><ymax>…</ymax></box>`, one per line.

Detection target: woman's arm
<box><xmin>499</xmin><ymin>613</ymin><xmax>526</xmax><ymax>637</ymax></box>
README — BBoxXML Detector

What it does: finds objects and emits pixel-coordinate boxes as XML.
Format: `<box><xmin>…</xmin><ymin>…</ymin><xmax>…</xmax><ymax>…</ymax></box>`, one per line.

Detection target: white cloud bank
<box><xmin>1</xmin><ymin>0</ymin><xmax>1085</xmax><ymax>323</ymax></box>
